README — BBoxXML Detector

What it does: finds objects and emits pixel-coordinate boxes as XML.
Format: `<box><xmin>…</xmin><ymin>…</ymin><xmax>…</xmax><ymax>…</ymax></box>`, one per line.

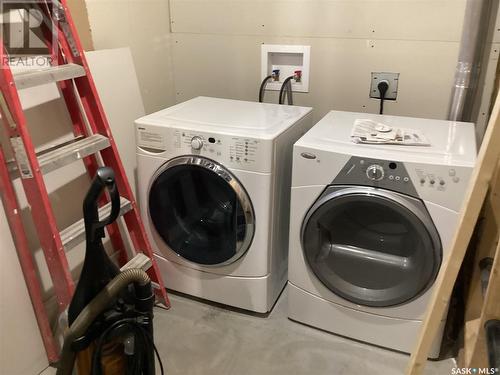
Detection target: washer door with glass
<box><xmin>301</xmin><ymin>186</ymin><xmax>441</xmax><ymax>307</ymax></box>
<box><xmin>148</xmin><ymin>156</ymin><xmax>255</xmax><ymax>266</ymax></box>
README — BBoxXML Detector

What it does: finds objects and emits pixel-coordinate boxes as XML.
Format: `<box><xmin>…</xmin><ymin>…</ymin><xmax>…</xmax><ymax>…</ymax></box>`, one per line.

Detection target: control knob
<box><xmin>366</xmin><ymin>165</ymin><xmax>385</xmax><ymax>181</ymax></box>
<box><xmin>191</xmin><ymin>136</ymin><xmax>204</xmax><ymax>150</ymax></box>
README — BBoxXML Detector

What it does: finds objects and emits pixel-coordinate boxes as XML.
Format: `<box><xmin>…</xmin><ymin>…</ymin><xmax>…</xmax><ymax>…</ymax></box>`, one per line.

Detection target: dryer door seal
<box><xmin>148</xmin><ymin>156</ymin><xmax>255</xmax><ymax>267</ymax></box>
<box><xmin>301</xmin><ymin>186</ymin><xmax>441</xmax><ymax>307</ymax></box>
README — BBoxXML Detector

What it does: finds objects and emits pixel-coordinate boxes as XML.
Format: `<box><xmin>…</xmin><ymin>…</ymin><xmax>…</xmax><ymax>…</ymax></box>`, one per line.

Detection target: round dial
<box><xmin>366</xmin><ymin>164</ymin><xmax>385</xmax><ymax>181</ymax></box>
<box><xmin>191</xmin><ymin>136</ymin><xmax>204</xmax><ymax>150</ymax></box>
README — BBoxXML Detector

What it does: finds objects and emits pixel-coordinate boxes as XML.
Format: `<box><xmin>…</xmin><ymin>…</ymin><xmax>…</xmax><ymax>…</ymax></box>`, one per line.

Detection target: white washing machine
<box><xmin>136</xmin><ymin>97</ymin><xmax>313</xmax><ymax>313</ymax></box>
<box><xmin>288</xmin><ymin>111</ymin><xmax>476</xmax><ymax>357</ymax></box>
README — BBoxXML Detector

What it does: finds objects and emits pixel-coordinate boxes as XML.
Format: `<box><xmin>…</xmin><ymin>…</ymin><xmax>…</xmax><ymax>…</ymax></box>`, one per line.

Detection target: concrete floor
<box><xmin>40</xmin><ymin>287</ymin><xmax>456</xmax><ymax>375</ymax></box>
<box><xmin>152</xmin><ymin>287</ymin><xmax>456</xmax><ymax>375</ymax></box>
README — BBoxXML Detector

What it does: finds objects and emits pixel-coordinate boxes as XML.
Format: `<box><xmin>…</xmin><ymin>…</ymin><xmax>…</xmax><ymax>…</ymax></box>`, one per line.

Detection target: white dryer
<box><xmin>136</xmin><ymin>97</ymin><xmax>313</xmax><ymax>313</ymax></box>
<box><xmin>288</xmin><ymin>111</ymin><xmax>476</xmax><ymax>357</ymax></box>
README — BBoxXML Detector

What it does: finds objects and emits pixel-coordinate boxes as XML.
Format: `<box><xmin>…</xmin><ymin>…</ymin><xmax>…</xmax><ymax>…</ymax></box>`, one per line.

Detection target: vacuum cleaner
<box><xmin>57</xmin><ymin>167</ymin><xmax>163</xmax><ymax>375</ymax></box>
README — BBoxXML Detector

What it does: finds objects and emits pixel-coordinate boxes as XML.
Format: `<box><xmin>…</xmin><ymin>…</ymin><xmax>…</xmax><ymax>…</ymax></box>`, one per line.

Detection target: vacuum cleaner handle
<box><xmin>83</xmin><ymin>167</ymin><xmax>121</xmax><ymax>242</ymax></box>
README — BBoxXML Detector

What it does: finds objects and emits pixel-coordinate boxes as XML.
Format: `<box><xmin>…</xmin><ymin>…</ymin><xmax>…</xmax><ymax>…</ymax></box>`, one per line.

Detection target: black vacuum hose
<box><xmin>57</xmin><ymin>269</ymin><xmax>152</xmax><ymax>375</ymax></box>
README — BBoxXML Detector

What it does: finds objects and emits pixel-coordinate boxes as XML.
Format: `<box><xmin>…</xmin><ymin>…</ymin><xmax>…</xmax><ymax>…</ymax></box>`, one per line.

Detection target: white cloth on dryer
<box><xmin>351</xmin><ymin>119</ymin><xmax>430</xmax><ymax>146</ymax></box>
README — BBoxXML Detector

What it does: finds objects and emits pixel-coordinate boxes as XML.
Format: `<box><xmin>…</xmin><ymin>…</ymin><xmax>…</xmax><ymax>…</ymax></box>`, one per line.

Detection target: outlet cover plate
<box><xmin>370</xmin><ymin>72</ymin><xmax>399</xmax><ymax>100</ymax></box>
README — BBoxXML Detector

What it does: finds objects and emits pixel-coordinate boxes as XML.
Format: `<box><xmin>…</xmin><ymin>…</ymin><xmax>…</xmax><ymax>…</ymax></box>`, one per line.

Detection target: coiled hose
<box><xmin>57</xmin><ymin>269</ymin><xmax>151</xmax><ymax>375</ymax></box>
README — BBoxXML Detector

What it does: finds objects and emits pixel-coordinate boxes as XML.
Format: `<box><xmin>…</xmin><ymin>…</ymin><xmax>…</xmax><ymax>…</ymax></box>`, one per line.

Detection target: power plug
<box><xmin>377</xmin><ymin>80</ymin><xmax>389</xmax><ymax>115</ymax></box>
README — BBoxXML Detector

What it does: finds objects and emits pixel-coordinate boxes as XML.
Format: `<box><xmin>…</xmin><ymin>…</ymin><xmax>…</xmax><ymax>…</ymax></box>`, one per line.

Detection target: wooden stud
<box><xmin>460</xmin><ymin>161</ymin><xmax>500</xmax><ymax>366</ymax></box>
<box><xmin>406</xmin><ymin>93</ymin><xmax>500</xmax><ymax>374</ymax></box>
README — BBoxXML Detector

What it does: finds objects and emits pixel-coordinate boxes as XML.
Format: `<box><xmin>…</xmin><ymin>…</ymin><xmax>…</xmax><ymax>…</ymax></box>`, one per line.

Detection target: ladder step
<box><xmin>13</xmin><ymin>64</ymin><xmax>86</xmax><ymax>90</ymax></box>
<box><xmin>120</xmin><ymin>253</ymin><xmax>153</xmax><ymax>272</ymax></box>
<box><xmin>38</xmin><ymin>134</ymin><xmax>110</xmax><ymax>174</ymax></box>
<box><xmin>60</xmin><ymin>197</ymin><xmax>132</xmax><ymax>252</ymax></box>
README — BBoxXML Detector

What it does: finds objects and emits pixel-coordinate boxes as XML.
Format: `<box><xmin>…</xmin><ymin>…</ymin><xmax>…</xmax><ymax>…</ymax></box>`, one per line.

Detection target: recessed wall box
<box><xmin>261</xmin><ymin>45</ymin><xmax>311</xmax><ymax>93</ymax></box>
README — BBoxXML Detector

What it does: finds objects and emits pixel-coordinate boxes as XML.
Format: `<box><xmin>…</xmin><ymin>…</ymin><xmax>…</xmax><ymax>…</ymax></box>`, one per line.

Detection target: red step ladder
<box><xmin>0</xmin><ymin>0</ymin><xmax>169</xmax><ymax>363</ymax></box>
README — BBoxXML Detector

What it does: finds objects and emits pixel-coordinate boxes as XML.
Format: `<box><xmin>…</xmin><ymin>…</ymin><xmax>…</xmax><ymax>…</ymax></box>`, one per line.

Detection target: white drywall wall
<box><xmin>85</xmin><ymin>0</ymin><xmax>176</xmax><ymax>114</ymax></box>
<box><xmin>0</xmin><ymin>204</ymin><xmax>48</xmax><ymax>374</ymax></box>
<box><xmin>167</xmin><ymin>0</ymin><xmax>498</xmax><ymax>124</ymax></box>
<box><xmin>83</xmin><ymin>1</ymin><xmax>499</xmax><ymax>125</ymax></box>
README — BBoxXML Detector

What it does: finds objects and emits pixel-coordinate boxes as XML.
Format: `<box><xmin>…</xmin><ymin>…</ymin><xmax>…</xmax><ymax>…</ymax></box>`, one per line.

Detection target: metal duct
<box><xmin>449</xmin><ymin>0</ymin><xmax>493</xmax><ymax>122</ymax></box>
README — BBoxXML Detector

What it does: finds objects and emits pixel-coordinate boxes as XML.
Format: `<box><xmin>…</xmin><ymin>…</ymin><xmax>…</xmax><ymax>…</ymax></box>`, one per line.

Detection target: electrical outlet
<box><xmin>370</xmin><ymin>72</ymin><xmax>399</xmax><ymax>100</ymax></box>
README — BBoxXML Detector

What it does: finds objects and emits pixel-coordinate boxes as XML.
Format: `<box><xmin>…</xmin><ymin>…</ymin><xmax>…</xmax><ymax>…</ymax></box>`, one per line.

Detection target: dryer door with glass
<box><xmin>148</xmin><ymin>156</ymin><xmax>255</xmax><ymax>267</ymax></box>
<box><xmin>301</xmin><ymin>186</ymin><xmax>442</xmax><ymax>307</ymax></box>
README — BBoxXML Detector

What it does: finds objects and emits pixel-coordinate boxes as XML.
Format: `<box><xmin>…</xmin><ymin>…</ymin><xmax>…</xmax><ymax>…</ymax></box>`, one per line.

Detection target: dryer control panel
<box><xmin>412</xmin><ymin>165</ymin><xmax>463</xmax><ymax>190</ymax></box>
<box><xmin>331</xmin><ymin>156</ymin><xmax>472</xmax><ymax>211</ymax></box>
<box><xmin>333</xmin><ymin>157</ymin><xmax>418</xmax><ymax>197</ymax></box>
<box><xmin>136</xmin><ymin>125</ymin><xmax>273</xmax><ymax>173</ymax></box>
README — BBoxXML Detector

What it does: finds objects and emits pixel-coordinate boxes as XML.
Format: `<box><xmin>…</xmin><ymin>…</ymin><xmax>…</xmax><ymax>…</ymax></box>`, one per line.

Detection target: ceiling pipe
<box><xmin>448</xmin><ymin>0</ymin><xmax>493</xmax><ymax>122</ymax></box>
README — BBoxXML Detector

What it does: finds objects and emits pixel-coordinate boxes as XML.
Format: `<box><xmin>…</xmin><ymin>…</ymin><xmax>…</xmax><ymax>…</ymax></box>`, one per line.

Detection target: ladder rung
<box><xmin>13</xmin><ymin>64</ymin><xmax>86</xmax><ymax>90</ymax></box>
<box><xmin>60</xmin><ymin>197</ymin><xmax>132</xmax><ymax>252</ymax></box>
<box><xmin>38</xmin><ymin>134</ymin><xmax>110</xmax><ymax>174</ymax></box>
<box><xmin>120</xmin><ymin>253</ymin><xmax>153</xmax><ymax>272</ymax></box>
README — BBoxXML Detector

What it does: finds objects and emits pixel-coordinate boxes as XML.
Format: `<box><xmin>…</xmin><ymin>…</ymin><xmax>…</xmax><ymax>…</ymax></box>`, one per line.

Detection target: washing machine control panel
<box><xmin>136</xmin><ymin>125</ymin><xmax>273</xmax><ymax>173</ymax></box>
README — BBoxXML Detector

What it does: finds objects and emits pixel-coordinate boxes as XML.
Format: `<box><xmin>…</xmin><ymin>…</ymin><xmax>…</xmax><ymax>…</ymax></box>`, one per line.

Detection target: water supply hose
<box><xmin>279</xmin><ymin>76</ymin><xmax>294</xmax><ymax>105</ymax></box>
<box><xmin>57</xmin><ymin>269</ymin><xmax>151</xmax><ymax>375</ymax></box>
<box><xmin>259</xmin><ymin>75</ymin><xmax>272</xmax><ymax>103</ymax></box>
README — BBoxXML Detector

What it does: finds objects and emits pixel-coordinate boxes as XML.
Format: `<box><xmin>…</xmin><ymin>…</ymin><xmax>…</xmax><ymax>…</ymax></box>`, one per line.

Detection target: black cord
<box><xmin>259</xmin><ymin>75</ymin><xmax>272</xmax><ymax>103</ymax></box>
<box><xmin>91</xmin><ymin>318</ymin><xmax>164</xmax><ymax>375</ymax></box>
<box><xmin>377</xmin><ymin>80</ymin><xmax>389</xmax><ymax>115</ymax></box>
<box><xmin>279</xmin><ymin>76</ymin><xmax>295</xmax><ymax>105</ymax></box>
